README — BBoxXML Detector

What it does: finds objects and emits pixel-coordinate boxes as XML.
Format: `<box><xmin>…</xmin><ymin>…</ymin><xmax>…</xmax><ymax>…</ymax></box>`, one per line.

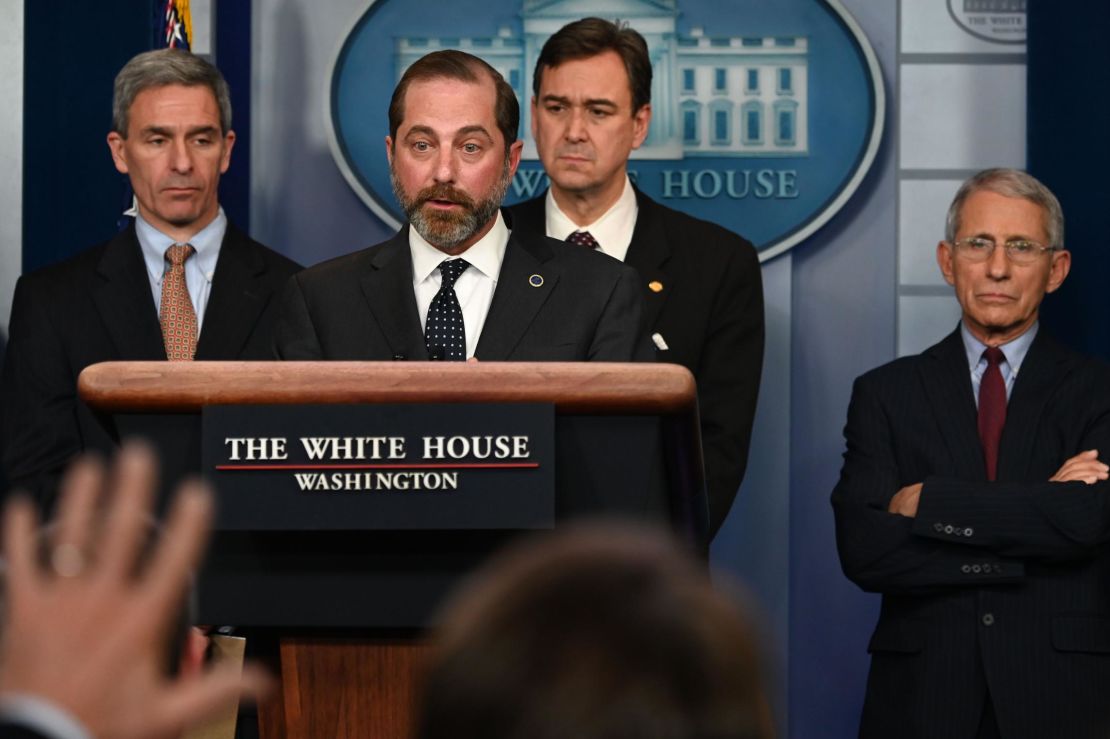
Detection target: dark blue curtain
<box><xmin>1028</xmin><ymin>5</ymin><xmax>1110</xmax><ymax>360</ymax></box>
<box><xmin>23</xmin><ymin>0</ymin><xmax>150</xmax><ymax>273</ymax></box>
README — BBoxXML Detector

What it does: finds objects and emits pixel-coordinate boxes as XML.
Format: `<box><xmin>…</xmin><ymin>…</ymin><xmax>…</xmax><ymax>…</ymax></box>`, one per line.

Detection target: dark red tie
<box><xmin>978</xmin><ymin>346</ymin><xmax>1007</xmax><ymax>481</ymax></box>
<box><xmin>566</xmin><ymin>230</ymin><xmax>600</xmax><ymax>250</ymax></box>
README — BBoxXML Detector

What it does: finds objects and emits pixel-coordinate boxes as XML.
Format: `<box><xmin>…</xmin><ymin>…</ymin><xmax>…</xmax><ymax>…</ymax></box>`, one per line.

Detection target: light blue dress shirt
<box><xmin>961</xmin><ymin>321</ymin><xmax>1038</xmax><ymax>405</ymax></box>
<box><xmin>135</xmin><ymin>209</ymin><xmax>227</xmax><ymax>332</ymax></box>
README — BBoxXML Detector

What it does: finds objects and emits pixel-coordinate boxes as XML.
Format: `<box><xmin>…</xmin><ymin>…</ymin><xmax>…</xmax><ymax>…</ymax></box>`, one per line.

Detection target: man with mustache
<box><xmin>0</xmin><ymin>50</ymin><xmax>301</xmax><ymax>511</ymax></box>
<box><xmin>274</xmin><ymin>50</ymin><xmax>647</xmax><ymax>363</ymax></box>
<box><xmin>507</xmin><ymin>18</ymin><xmax>764</xmax><ymax>538</ymax></box>
<box><xmin>833</xmin><ymin>169</ymin><xmax>1110</xmax><ymax>738</ymax></box>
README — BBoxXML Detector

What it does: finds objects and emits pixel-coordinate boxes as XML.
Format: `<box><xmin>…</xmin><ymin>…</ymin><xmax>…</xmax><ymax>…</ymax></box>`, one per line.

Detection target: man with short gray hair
<box><xmin>1</xmin><ymin>49</ymin><xmax>301</xmax><ymax>510</ymax></box>
<box><xmin>833</xmin><ymin>168</ymin><xmax>1110</xmax><ymax>738</ymax></box>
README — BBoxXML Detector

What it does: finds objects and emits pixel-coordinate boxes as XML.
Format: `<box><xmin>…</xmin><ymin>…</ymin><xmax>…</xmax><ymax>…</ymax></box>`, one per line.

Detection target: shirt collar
<box><xmin>136</xmin><ymin>208</ymin><xmax>227</xmax><ymax>285</ymax></box>
<box><xmin>960</xmin><ymin>320</ymin><xmax>1038</xmax><ymax>374</ymax></box>
<box><xmin>409</xmin><ymin>210</ymin><xmax>509</xmax><ymax>284</ymax></box>
<box><xmin>544</xmin><ymin>175</ymin><xmax>638</xmax><ymax>256</ymax></box>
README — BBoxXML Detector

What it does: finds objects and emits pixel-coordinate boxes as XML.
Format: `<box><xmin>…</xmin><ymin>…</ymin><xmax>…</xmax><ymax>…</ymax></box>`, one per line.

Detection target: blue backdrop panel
<box><xmin>1028</xmin><ymin>5</ymin><xmax>1110</xmax><ymax>361</ymax></box>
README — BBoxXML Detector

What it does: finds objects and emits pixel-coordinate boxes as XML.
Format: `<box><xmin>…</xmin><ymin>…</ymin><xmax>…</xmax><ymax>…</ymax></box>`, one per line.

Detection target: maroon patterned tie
<box><xmin>978</xmin><ymin>346</ymin><xmax>1006</xmax><ymax>481</ymax></box>
<box><xmin>566</xmin><ymin>230</ymin><xmax>600</xmax><ymax>250</ymax></box>
<box><xmin>160</xmin><ymin>243</ymin><xmax>197</xmax><ymax>361</ymax></box>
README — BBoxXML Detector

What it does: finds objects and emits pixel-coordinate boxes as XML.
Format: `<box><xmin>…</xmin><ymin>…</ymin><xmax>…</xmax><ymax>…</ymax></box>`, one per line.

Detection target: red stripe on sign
<box><xmin>215</xmin><ymin>463</ymin><xmax>541</xmax><ymax>471</ymax></box>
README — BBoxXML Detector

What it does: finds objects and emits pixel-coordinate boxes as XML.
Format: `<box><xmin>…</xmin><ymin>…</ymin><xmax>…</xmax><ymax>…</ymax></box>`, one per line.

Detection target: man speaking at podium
<box><xmin>274</xmin><ymin>50</ymin><xmax>648</xmax><ymax>363</ymax></box>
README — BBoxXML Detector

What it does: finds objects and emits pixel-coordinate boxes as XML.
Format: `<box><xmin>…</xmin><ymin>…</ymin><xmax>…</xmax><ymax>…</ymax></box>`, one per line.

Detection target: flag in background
<box><xmin>162</xmin><ymin>0</ymin><xmax>193</xmax><ymax>50</ymax></box>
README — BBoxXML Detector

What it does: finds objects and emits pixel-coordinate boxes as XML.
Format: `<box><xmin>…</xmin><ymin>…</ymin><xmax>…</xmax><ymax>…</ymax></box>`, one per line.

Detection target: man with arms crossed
<box><xmin>833</xmin><ymin>169</ymin><xmax>1110</xmax><ymax>738</ymax></box>
<box><xmin>509</xmin><ymin>19</ymin><xmax>764</xmax><ymax>536</ymax></box>
<box><xmin>0</xmin><ymin>49</ymin><xmax>301</xmax><ymax>510</ymax></box>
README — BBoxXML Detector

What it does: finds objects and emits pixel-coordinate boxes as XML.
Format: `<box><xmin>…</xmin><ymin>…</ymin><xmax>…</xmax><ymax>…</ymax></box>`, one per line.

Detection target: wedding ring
<box><xmin>51</xmin><ymin>543</ymin><xmax>86</xmax><ymax>578</ymax></box>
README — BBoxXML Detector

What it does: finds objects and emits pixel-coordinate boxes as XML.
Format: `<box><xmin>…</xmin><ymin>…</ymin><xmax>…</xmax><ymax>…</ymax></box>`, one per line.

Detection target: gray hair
<box><xmin>945</xmin><ymin>168</ymin><xmax>1065</xmax><ymax>248</ymax></box>
<box><xmin>112</xmin><ymin>49</ymin><xmax>232</xmax><ymax>137</ymax></box>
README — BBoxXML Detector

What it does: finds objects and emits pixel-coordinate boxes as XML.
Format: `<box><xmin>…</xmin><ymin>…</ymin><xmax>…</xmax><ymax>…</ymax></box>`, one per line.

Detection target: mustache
<box><xmin>414</xmin><ymin>184</ymin><xmax>477</xmax><ymax>210</ymax></box>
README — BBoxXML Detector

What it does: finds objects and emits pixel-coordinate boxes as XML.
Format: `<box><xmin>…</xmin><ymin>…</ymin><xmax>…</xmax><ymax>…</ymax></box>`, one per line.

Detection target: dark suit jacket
<box><xmin>0</xmin><ymin>222</ymin><xmax>302</xmax><ymax>508</ymax></box>
<box><xmin>509</xmin><ymin>190</ymin><xmax>764</xmax><ymax>535</ymax></box>
<box><xmin>832</xmin><ymin>328</ymin><xmax>1110</xmax><ymax>739</ymax></box>
<box><xmin>274</xmin><ymin>220</ymin><xmax>648</xmax><ymax>362</ymax></box>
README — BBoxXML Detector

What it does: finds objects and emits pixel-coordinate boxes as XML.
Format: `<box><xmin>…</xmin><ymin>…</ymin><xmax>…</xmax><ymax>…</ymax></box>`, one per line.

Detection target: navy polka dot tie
<box><xmin>566</xmin><ymin>230</ymin><xmax>600</xmax><ymax>250</ymax></box>
<box><xmin>425</xmin><ymin>259</ymin><xmax>470</xmax><ymax>361</ymax></box>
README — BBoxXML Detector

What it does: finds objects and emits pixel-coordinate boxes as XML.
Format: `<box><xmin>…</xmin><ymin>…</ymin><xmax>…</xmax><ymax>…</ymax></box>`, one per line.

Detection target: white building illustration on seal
<box><xmin>394</xmin><ymin>0</ymin><xmax>809</xmax><ymax>160</ymax></box>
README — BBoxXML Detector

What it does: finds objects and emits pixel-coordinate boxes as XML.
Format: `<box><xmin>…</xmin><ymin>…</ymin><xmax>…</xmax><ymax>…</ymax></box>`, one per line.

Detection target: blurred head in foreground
<box><xmin>416</xmin><ymin>522</ymin><xmax>773</xmax><ymax>739</ymax></box>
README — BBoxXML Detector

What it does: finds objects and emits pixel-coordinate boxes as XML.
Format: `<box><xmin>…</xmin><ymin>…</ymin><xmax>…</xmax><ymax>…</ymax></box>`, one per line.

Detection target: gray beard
<box><xmin>391</xmin><ymin>159</ymin><xmax>511</xmax><ymax>253</ymax></box>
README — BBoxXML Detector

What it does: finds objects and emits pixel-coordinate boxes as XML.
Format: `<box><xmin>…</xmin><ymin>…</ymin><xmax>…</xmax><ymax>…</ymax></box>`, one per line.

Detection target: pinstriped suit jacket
<box><xmin>833</xmin><ymin>327</ymin><xmax>1110</xmax><ymax>739</ymax></box>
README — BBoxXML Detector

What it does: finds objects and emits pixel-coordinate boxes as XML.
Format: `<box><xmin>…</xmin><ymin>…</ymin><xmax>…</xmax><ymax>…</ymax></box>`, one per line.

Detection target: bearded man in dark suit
<box><xmin>0</xmin><ymin>49</ymin><xmax>301</xmax><ymax>509</ymax></box>
<box><xmin>833</xmin><ymin>168</ymin><xmax>1110</xmax><ymax>739</ymax></box>
<box><xmin>507</xmin><ymin>18</ymin><xmax>764</xmax><ymax>538</ymax></box>
<box><xmin>274</xmin><ymin>50</ymin><xmax>647</xmax><ymax>364</ymax></box>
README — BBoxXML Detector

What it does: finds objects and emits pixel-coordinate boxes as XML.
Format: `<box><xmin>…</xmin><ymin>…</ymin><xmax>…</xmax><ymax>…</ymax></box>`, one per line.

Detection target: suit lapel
<box><xmin>997</xmin><ymin>330</ymin><xmax>1071</xmax><ymax>481</ymax></box>
<box><xmin>624</xmin><ymin>189</ymin><xmax>672</xmax><ymax>330</ymax></box>
<box><xmin>195</xmin><ymin>225</ymin><xmax>268</xmax><ymax>360</ymax></box>
<box><xmin>358</xmin><ymin>230</ymin><xmax>429</xmax><ymax>360</ymax></box>
<box><xmin>474</xmin><ymin>230</ymin><xmax>559</xmax><ymax>360</ymax></box>
<box><xmin>504</xmin><ymin>195</ymin><xmax>546</xmax><ymax>238</ymax></box>
<box><xmin>920</xmin><ymin>329</ymin><xmax>987</xmax><ymax>480</ymax></box>
<box><xmin>92</xmin><ymin>226</ymin><xmax>166</xmax><ymax>360</ymax></box>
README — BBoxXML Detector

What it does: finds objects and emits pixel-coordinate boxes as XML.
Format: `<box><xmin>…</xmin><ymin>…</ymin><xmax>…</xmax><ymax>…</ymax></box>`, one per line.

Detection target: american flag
<box><xmin>161</xmin><ymin>0</ymin><xmax>192</xmax><ymax>50</ymax></box>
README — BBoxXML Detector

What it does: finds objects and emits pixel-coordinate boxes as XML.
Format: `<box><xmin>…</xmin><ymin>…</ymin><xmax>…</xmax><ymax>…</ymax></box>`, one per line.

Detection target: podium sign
<box><xmin>78</xmin><ymin>361</ymin><xmax>703</xmax><ymax>628</ymax></box>
<box><xmin>202</xmin><ymin>403</ymin><xmax>555</xmax><ymax>531</ymax></box>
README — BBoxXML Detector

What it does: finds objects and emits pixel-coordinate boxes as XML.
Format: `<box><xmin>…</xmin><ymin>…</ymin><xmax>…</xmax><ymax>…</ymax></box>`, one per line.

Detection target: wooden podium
<box><xmin>79</xmin><ymin>361</ymin><xmax>706</xmax><ymax>738</ymax></box>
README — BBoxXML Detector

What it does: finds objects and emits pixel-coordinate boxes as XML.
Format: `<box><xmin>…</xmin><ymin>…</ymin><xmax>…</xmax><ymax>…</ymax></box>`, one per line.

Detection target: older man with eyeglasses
<box><xmin>832</xmin><ymin>168</ymin><xmax>1110</xmax><ymax>739</ymax></box>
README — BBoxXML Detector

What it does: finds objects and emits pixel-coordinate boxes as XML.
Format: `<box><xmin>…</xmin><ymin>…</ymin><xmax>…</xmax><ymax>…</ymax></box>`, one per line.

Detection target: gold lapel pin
<box><xmin>648</xmin><ymin>280</ymin><xmax>664</xmax><ymax>293</ymax></box>
<box><xmin>529</xmin><ymin>274</ymin><xmax>544</xmax><ymax>288</ymax></box>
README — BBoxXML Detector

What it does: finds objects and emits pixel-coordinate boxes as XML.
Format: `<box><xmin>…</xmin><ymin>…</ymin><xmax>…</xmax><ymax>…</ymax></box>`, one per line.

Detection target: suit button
<box><xmin>972</xmin><ymin>564</ymin><xmax>982</xmax><ymax>573</ymax></box>
<box><xmin>934</xmin><ymin>523</ymin><xmax>944</xmax><ymax>532</ymax></box>
<box><xmin>961</xmin><ymin>564</ymin><xmax>971</xmax><ymax>574</ymax></box>
<box><xmin>944</xmin><ymin>525</ymin><xmax>954</xmax><ymax>534</ymax></box>
<box><xmin>965</xmin><ymin>527</ymin><xmax>974</xmax><ymax>537</ymax></box>
<box><xmin>993</xmin><ymin>564</ymin><xmax>1002</xmax><ymax>573</ymax></box>
<box><xmin>982</xmin><ymin>613</ymin><xmax>995</xmax><ymax>627</ymax></box>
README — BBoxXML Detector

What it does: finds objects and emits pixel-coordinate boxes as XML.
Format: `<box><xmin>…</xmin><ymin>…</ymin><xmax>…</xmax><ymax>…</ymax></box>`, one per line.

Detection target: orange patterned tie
<box><xmin>160</xmin><ymin>243</ymin><xmax>197</xmax><ymax>361</ymax></box>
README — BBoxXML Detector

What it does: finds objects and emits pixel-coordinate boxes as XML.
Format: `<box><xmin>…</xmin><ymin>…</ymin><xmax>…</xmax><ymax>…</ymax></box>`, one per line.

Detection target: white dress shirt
<box><xmin>544</xmin><ymin>175</ymin><xmax>638</xmax><ymax>261</ymax></box>
<box><xmin>136</xmin><ymin>208</ymin><xmax>227</xmax><ymax>332</ymax></box>
<box><xmin>410</xmin><ymin>211</ymin><xmax>510</xmax><ymax>359</ymax></box>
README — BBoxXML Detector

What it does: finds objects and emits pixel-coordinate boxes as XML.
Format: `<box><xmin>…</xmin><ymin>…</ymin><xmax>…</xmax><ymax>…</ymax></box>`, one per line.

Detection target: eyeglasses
<box><xmin>951</xmin><ymin>237</ymin><xmax>1059</xmax><ymax>265</ymax></box>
